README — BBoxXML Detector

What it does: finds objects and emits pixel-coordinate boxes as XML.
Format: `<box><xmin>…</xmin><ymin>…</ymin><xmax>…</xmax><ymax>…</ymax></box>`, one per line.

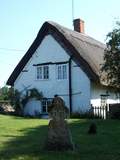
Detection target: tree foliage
<box><xmin>8</xmin><ymin>87</ymin><xmax>21</xmax><ymax>108</ymax></box>
<box><xmin>101</xmin><ymin>22</ymin><xmax>120</xmax><ymax>90</ymax></box>
<box><xmin>0</xmin><ymin>86</ymin><xmax>9</xmax><ymax>100</ymax></box>
<box><xmin>21</xmin><ymin>88</ymin><xmax>43</xmax><ymax>106</ymax></box>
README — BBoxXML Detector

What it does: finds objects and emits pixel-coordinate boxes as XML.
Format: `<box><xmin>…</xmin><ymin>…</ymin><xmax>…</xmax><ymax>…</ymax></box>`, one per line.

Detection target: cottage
<box><xmin>7</xmin><ymin>19</ymin><xmax>119</xmax><ymax>116</ymax></box>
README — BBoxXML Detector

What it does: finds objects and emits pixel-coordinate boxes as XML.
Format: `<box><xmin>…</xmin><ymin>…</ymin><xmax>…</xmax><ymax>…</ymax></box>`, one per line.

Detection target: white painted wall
<box><xmin>14</xmin><ymin>34</ymin><xmax>119</xmax><ymax>114</ymax></box>
<box><xmin>14</xmin><ymin>35</ymin><xmax>70</xmax><ymax>107</ymax></box>
<box><xmin>14</xmin><ymin>34</ymin><xmax>91</xmax><ymax>113</ymax></box>
<box><xmin>91</xmin><ymin>83</ymin><xmax>118</xmax><ymax>107</ymax></box>
<box><xmin>24</xmin><ymin>99</ymin><xmax>42</xmax><ymax>116</ymax></box>
<box><xmin>71</xmin><ymin>61</ymin><xmax>91</xmax><ymax>112</ymax></box>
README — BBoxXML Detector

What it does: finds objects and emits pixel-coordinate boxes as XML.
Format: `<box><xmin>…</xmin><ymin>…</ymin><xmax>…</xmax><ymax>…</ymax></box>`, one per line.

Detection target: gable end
<box><xmin>7</xmin><ymin>22</ymin><xmax>99</xmax><ymax>86</ymax></box>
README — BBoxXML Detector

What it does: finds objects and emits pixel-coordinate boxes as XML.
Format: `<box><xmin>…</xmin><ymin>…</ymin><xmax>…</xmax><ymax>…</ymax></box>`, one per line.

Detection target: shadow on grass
<box><xmin>1</xmin><ymin>118</ymin><xmax>117</xmax><ymax>160</ymax></box>
<box><xmin>0</xmin><ymin>123</ymin><xmax>48</xmax><ymax>159</ymax></box>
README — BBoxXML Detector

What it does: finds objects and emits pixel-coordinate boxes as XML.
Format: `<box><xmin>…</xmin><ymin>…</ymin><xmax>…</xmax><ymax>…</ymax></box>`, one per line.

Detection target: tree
<box><xmin>101</xmin><ymin>22</ymin><xmax>120</xmax><ymax>90</ymax></box>
<box><xmin>0</xmin><ymin>86</ymin><xmax>9</xmax><ymax>100</ymax></box>
<box><xmin>7</xmin><ymin>87</ymin><xmax>21</xmax><ymax>107</ymax></box>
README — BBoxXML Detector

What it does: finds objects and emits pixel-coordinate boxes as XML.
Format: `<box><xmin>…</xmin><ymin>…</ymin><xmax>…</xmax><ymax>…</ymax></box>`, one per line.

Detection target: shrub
<box><xmin>88</xmin><ymin>122</ymin><xmax>97</xmax><ymax>134</ymax></box>
<box><xmin>111</xmin><ymin>111</ymin><xmax>120</xmax><ymax>119</ymax></box>
<box><xmin>109</xmin><ymin>104</ymin><xmax>120</xmax><ymax>119</ymax></box>
<box><xmin>0</xmin><ymin>86</ymin><xmax>9</xmax><ymax>100</ymax></box>
<box><xmin>21</xmin><ymin>88</ymin><xmax>43</xmax><ymax>107</ymax></box>
<box><xmin>5</xmin><ymin>88</ymin><xmax>43</xmax><ymax>117</ymax></box>
<box><xmin>70</xmin><ymin>110</ymin><xmax>101</xmax><ymax>119</ymax></box>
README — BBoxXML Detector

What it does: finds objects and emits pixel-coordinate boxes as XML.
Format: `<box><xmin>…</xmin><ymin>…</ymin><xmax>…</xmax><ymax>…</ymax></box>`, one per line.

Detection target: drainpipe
<box><xmin>69</xmin><ymin>56</ymin><xmax>72</xmax><ymax>114</ymax></box>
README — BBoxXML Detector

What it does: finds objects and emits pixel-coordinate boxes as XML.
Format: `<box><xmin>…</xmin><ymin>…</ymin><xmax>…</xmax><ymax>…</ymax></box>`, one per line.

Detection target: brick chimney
<box><xmin>73</xmin><ymin>19</ymin><xmax>85</xmax><ymax>33</ymax></box>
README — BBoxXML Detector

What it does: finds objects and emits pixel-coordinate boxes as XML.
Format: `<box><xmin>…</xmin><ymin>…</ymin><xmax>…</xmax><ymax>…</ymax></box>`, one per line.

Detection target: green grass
<box><xmin>0</xmin><ymin>115</ymin><xmax>120</xmax><ymax>160</ymax></box>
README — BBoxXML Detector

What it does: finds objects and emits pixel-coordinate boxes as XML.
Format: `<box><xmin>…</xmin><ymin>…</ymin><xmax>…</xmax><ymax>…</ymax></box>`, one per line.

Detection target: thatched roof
<box><xmin>48</xmin><ymin>21</ymin><xmax>105</xmax><ymax>78</ymax></box>
<box><xmin>7</xmin><ymin>21</ymin><xmax>105</xmax><ymax>86</ymax></box>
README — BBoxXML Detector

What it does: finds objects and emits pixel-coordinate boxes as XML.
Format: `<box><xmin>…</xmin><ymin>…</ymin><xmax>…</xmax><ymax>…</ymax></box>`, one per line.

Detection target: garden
<box><xmin>0</xmin><ymin>115</ymin><xmax>120</xmax><ymax>160</ymax></box>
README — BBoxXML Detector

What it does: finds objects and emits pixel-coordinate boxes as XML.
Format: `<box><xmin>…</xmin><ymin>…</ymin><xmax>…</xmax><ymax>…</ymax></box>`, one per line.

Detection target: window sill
<box><xmin>56</xmin><ymin>79</ymin><xmax>68</xmax><ymax>81</ymax></box>
<box><xmin>35</xmin><ymin>79</ymin><xmax>50</xmax><ymax>81</ymax></box>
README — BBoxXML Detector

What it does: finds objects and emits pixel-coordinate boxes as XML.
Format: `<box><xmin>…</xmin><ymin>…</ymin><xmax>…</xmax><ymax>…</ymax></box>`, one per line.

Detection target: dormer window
<box><xmin>36</xmin><ymin>65</ymin><xmax>49</xmax><ymax>80</ymax></box>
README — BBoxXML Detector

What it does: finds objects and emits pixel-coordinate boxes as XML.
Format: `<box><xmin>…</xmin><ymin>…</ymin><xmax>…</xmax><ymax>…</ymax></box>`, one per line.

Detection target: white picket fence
<box><xmin>91</xmin><ymin>105</ymin><xmax>109</xmax><ymax>119</ymax></box>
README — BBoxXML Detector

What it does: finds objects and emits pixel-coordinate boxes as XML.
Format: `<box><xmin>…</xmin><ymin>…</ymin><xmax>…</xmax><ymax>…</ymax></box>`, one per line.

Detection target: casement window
<box><xmin>36</xmin><ymin>65</ymin><xmax>49</xmax><ymax>80</ymax></box>
<box><xmin>56</xmin><ymin>64</ymin><xmax>68</xmax><ymax>79</ymax></box>
<box><xmin>41</xmin><ymin>98</ymin><xmax>52</xmax><ymax>113</ymax></box>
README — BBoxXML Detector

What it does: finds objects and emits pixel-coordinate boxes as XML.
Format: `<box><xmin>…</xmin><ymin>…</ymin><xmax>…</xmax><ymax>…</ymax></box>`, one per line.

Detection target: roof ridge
<box><xmin>46</xmin><ymin>21</ymin><xmax>105</xmax><ymax>49</ymax></box>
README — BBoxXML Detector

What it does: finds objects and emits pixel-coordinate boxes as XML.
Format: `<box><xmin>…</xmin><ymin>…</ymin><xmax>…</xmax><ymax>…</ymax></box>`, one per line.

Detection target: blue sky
<box><xmin>0</xmin><ymin>0</ymin><xmax>120</xmax><ymax>87</ymax></box>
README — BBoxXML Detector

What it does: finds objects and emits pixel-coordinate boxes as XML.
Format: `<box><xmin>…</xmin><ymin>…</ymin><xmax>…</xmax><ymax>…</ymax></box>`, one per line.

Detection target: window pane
<box><xmin>43</xmin><ymin>66</ymin><xmax>49</xmax><ymax>79</ymax></box>
<box><xmin>57</xmin><ymin>64</ymin><xmax>67</xmax><ymax>79</ymax></box>
<box><xmin>43</xmin><ymin>107</ymin><xmax>46</xmax><ymax>113</ymax></box>
<box><xmin>42</xmin><ymin>100</ymin><xmax>47</xmax><ymax>112</ymax></box>
<box><xmin>37</xmin><ymin>67</ymin><xmax>42</xmax><ymax>79</ymax></box>
<box><xmin>63</xmin><ymin>65</ymin><xmax>67</xmax><ymax>79</ymax></box>
<box><xmin>42</xmin><ymin>99</ymin><xmax>52</xmax><ymax>113</ymax></box>
<box><xmin>36</xmin><ymin>65</ymin><xmax>49</xmax><ymax>80</ymax></box>
<box><xmin>58</xmin><ymin>65</ymin><xmax>62</xmax><ymax>79</ymax></box>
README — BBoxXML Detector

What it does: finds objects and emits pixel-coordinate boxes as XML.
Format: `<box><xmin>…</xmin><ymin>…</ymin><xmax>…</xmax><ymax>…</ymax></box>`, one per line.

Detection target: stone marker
<box><xmin>45</xmin><ymin>96</ymin><xmax>74</xmax><ymax>151</ymax></box>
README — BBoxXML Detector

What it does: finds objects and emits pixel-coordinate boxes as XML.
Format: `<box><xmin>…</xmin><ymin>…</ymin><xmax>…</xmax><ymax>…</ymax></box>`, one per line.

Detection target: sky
<box><xmin>0</xmin><ymin>0</ymin><xmax>120</xmax><ymax>87</ymax></box>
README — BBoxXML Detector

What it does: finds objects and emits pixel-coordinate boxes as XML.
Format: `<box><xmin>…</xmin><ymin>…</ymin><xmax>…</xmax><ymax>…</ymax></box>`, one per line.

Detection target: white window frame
<box><xmin>41</xmin><ymin>98</ymin><xmax>52</xmax><ymax>113</ymax></box>
<box><xmin>56</xmin><ymin>64</ymin><xmax>68</xmax><ymax>80</ymax></box>
<box><xmin>36</xmin><ymin>65</ymin><xmax>49</xmax><ymax>80</ymax></box>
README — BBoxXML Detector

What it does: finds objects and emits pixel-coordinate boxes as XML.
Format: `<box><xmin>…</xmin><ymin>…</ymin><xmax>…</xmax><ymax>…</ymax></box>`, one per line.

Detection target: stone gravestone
<box><xmin>45</xmin><ymin>96</ymin><xmax>74</xmax><ymax>151</ymax></box>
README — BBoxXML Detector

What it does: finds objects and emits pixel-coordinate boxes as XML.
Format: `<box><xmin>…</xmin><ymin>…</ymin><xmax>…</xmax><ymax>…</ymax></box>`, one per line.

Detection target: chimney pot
<box><xmin>73</xmin><ymin>19</ymin><xmax>85</xmax><ymax>33</ymax></box>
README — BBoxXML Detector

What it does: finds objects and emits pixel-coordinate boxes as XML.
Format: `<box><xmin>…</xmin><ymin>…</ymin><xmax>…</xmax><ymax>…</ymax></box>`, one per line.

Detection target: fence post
<box><xmin>105</xmin><ymin>104</ymin><xmax>109</xmax><ymax>119</ymax></box>
<box><xmin>91</xmin><ymin>105</ymin><xmax>110</xmax><ymax>119</ymax></box>
<box><xmin>97</xmin><ymin>106</ymin><xmax>99</xmax><ymax>118</ymax></box>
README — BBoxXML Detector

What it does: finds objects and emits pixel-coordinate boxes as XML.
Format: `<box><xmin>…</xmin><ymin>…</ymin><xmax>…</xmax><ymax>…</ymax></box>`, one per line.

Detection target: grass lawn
<box><xmin>0</xmin><ymin>115</ymin><xmax>120</xmax><ymax>160</ymax></box>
